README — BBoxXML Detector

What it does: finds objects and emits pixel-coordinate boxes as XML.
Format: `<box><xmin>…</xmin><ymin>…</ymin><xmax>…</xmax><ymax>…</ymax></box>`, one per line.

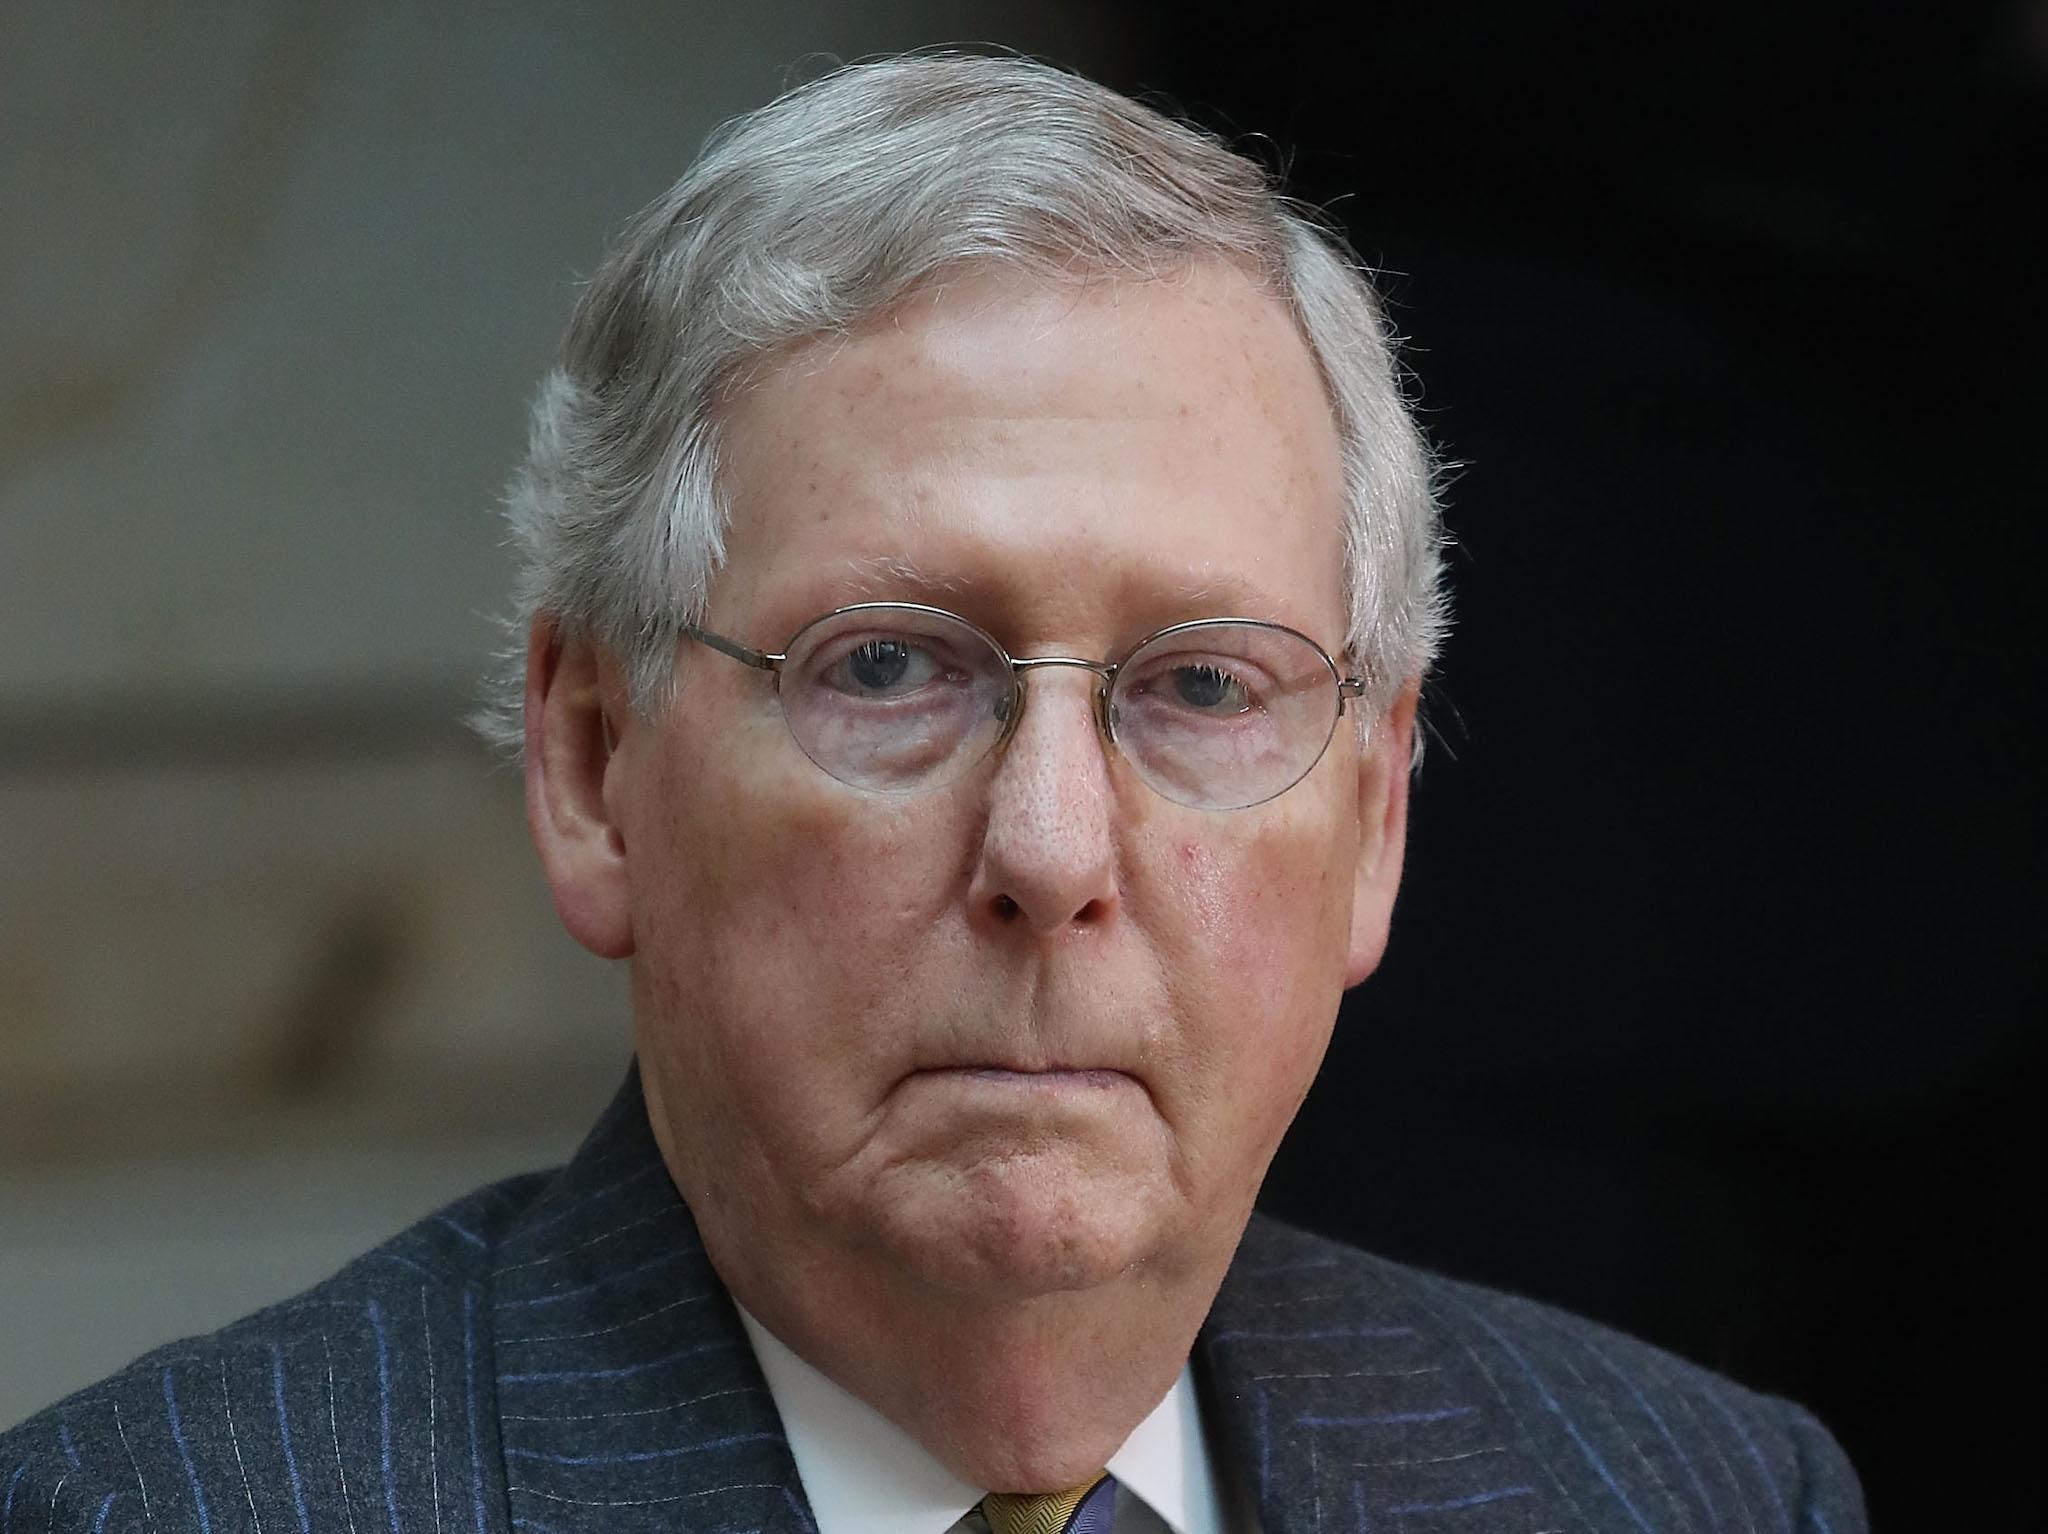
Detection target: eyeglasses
<box><xmin>682</xmin><ymin>602</ymin><xmax>1367</xmax><ymax>812</ymax></box>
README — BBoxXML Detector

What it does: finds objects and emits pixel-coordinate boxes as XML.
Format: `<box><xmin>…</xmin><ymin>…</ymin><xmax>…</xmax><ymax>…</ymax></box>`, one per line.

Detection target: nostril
<box><xmin>992</xmin><ymin>894</ymin><xmax>1020</xmax><ymax>921</ymax></box>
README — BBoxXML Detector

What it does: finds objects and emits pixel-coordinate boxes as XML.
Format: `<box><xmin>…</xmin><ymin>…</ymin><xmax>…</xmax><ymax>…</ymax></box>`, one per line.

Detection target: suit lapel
<box><xmin>484</xmin><ymin>1071</ymin><xmax>815</xmax><ymax>1533</ymax></box>
<box><xmin>1198</xmin><ymin>1217</ymin><xmax>1557</xmax><ymax>1534</ymax></box>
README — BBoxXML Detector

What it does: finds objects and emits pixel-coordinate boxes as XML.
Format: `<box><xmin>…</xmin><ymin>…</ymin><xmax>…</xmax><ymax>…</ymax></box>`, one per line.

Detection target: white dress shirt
<box><xmin>737</xmin><ymin>1307</ymin><xmax>1252</xmax><ymax>1534</ymax></box>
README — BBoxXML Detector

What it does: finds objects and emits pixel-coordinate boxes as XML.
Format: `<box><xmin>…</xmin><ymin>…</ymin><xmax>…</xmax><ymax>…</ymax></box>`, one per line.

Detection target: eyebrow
<box><xmin>814</xmin><ymin>555</ymin><xmax>1289</xmax><ymax>620</ymax></box>
<box><xmin>816</xmin><ymin>554</ymin><xmax>976</xmax><ymax>606</ymax></box>
<box><xmin>1154</xmin><ymin>570</ymin><xmax>1290</xmax><ymax>618</ymax></box>
<box><xmin>768</xmin><ymin>559</ymin><xmax>1330</xmax><ymax>664</ymax></box>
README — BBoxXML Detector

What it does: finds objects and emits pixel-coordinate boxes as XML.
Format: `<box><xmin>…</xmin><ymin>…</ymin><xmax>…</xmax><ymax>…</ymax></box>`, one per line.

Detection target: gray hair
<box><xmin>475</xmin><ymin>51</ymin><xmax>1447</xmax><ymax>756</ymax></box>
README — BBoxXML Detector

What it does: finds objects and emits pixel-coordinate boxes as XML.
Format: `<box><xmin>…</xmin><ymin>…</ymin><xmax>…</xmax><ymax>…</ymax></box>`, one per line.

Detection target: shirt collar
<box><xmin>737</xmin><ymin>1306</ymin><xmax>1229</xmax><ymax>1534</ymax></box>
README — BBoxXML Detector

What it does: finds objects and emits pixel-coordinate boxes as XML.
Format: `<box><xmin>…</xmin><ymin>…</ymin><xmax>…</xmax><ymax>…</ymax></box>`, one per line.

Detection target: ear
<box><xmin>1344</xmin><ymin>681</ymin><xmax>1418</xmax><ymax>988</ymax></box>
<box><xmin>524</xmin><ymin>619</ymin><xmax>636</xmax><ymax>960</ymax></box>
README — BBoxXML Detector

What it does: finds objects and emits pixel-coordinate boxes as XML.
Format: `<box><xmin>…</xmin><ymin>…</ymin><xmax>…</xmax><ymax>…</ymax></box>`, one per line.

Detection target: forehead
<box><xmin>713</xmin><ymin>263</ymin><xmax>1348</xmax><ymax>641</ymax></box>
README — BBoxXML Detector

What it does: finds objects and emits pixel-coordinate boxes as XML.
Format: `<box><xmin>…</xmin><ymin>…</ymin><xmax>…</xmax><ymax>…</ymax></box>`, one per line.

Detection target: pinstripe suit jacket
<box><xmin>3</xmin><ymin>1074</ymin><xmax>1864</xmax><ymax>1534</ymax></box>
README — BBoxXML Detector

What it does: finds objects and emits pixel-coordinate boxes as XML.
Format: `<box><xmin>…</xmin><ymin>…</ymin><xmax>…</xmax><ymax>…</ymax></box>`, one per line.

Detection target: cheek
<box><xmin>1164</xmin><ymin>820</ymin><xmax>1352</xmax><ymax>997</ymax></box>
<box><xmin>628</xmin><ymin>747</ymin><xmax>981</xmax><ymax>1222</ymax></box>
<box><xmin>1154</xmin><ymin>821</ymin><xmax>1351</xmax><ymax>1128</ymax></box>
<box><xmin>630</xmin><ymin>745</ymin><xmax>974</xmax><ymax>1087</ymax></box>
<box><xmin>746</xmin><ymin>787</ymin><xmax>984</xmax><ymax>1034</ymax></box>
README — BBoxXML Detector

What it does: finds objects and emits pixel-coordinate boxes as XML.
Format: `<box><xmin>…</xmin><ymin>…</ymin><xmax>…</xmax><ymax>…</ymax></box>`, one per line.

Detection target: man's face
<box><xmin>602</xmin><ymin>263</ymin><xmax>1405</xmax><ymax>1304</ymax></box>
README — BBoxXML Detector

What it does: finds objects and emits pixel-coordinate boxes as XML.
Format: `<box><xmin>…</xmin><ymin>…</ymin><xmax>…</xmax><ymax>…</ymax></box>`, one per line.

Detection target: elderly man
<box><xmin>3</xmin><ymin>53</ymin><xmax>1861</xmax><ymax>1534</ymax></box>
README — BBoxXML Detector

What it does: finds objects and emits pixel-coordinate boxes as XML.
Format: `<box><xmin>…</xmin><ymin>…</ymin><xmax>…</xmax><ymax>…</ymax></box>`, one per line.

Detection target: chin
<box><xmin>867</xmin><ymin>1157</ymin><xmax>1170</xmax><ymax>1298</ymax></box>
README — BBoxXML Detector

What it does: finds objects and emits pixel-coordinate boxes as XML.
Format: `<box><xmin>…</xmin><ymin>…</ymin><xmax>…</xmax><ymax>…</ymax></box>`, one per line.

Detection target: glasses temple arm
<box><xmin>683</xmin><ymin>622</ymin><xmax>783</xmax><ymax>672</ymax></box>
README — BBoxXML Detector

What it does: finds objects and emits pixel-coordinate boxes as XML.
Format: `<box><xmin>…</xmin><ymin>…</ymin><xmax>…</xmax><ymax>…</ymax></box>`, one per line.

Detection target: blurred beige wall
<box><xmin>0</xmin><ymin>0</ymin><xmax>1131</xmax><ymax>1417</ymax></box>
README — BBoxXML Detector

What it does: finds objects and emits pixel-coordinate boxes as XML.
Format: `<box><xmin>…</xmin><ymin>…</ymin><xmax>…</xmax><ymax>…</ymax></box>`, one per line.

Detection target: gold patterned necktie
<box><xmin>979</xmin><ymin>1471</ymin><xmax>1116</xmax><ymax>1534</ymax></box>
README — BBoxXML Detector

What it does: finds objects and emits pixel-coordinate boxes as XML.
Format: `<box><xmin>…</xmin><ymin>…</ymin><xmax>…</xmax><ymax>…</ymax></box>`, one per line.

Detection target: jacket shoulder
<box><xmin>1</xmin><ymin>1172</ymin><xmax>546</xmax><ymax>1533</ymax></box>
<box><xmin>1222</xmin><ymin>1214</ymin><xmax>1867</xmax><ymax>1532</ymax></box>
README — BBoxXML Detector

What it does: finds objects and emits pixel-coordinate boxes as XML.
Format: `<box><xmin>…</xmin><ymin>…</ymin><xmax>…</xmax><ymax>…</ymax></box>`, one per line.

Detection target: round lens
<box><xmin>1110</xmin><ymin>621</ymin><xmax>1342</xmax><ymax>810</ymax></box>
<box><xmin>777</xmin><ymin>605</ymin><xmax>1013</xmax><ymax>793</ymax></box>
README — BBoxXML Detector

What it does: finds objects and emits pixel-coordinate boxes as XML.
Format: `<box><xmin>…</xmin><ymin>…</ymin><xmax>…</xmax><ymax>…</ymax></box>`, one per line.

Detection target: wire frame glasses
<box><xmin>683</xmin><ymin>602</ymin><xmax>1367</xmax><ymax>812</ymax></box>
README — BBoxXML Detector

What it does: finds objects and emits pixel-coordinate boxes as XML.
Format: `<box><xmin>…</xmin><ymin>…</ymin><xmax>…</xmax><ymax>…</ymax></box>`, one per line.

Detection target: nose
<box><xmin>967</xmin><ymin>671</ymin><xmax>1120</xmax><ymax>934</ymax></box>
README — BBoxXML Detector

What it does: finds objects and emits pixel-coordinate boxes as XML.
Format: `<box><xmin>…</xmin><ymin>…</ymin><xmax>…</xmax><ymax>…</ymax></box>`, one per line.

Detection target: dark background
<box><xmin>1103</xmin><ymin>3</ymin><xmax>2039</xmax><ymax>1527</ymax></box>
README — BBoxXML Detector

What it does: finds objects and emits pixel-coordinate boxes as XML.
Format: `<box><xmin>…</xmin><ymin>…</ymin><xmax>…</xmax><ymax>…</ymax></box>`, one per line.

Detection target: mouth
<box><xmin>894</xmin><ymin>1064</ymin><xmax>1157</xmax><ymax>1130</ymax></box>
<box><xmin>911</xmin><ymin>1065</ymin><xmax>1139</xmax><ymax>1100</ymax></box>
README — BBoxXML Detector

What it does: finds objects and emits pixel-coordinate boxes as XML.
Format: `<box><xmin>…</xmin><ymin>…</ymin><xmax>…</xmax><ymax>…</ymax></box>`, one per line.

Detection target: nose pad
<box><xmin>989</xmin><ymin>675</ymin><xmax>1119</xmax><ymax>757</ymax></box>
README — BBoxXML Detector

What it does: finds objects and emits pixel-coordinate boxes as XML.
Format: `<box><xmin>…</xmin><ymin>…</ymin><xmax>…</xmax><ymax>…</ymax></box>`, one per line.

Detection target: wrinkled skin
<box><xmin>527</xmin><ymin>262</ymin><xmax>1414</xmax><ymax>1488</ymax></box>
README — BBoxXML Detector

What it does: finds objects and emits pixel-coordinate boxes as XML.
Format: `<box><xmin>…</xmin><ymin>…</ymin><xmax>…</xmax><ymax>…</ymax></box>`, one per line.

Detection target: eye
<box><xmin>1116</xmin><ymin>643</ymin><xmax>1277</xmax><ymax>727</ymax></box>
<box><xmin>819</xmin><ymin>635</ymin><xmax>946</xmax><ymax>698</ymax></box>
<box><xmin>849</xmin><ymin>639</ymin><xmax>912</xmax><ymax>691</ymax></box>
<box><xmin>1170</xmin><ymin>663</ymin><xmax>1251</xmax><ymax>714</ymax></box>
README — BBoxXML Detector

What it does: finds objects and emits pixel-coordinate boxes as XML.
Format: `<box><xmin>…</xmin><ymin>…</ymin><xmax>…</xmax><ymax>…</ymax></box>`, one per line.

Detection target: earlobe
<box><xmin>524</xmin><ymin>620</ymin><xmax>637</xmax><ymax>960</ymax></box>
<box><xmin>1343</xmin><ymin>682</ymin><xmax>1418</xmax><ymax>989</ymax></box>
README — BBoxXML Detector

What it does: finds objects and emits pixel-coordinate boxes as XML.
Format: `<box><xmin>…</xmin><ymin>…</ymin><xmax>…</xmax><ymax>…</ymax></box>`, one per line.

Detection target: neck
<box><xmin>713</xmin><ymin>1229</ymin><xmax>1232</xmax><ymax>1492</ymax></box>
